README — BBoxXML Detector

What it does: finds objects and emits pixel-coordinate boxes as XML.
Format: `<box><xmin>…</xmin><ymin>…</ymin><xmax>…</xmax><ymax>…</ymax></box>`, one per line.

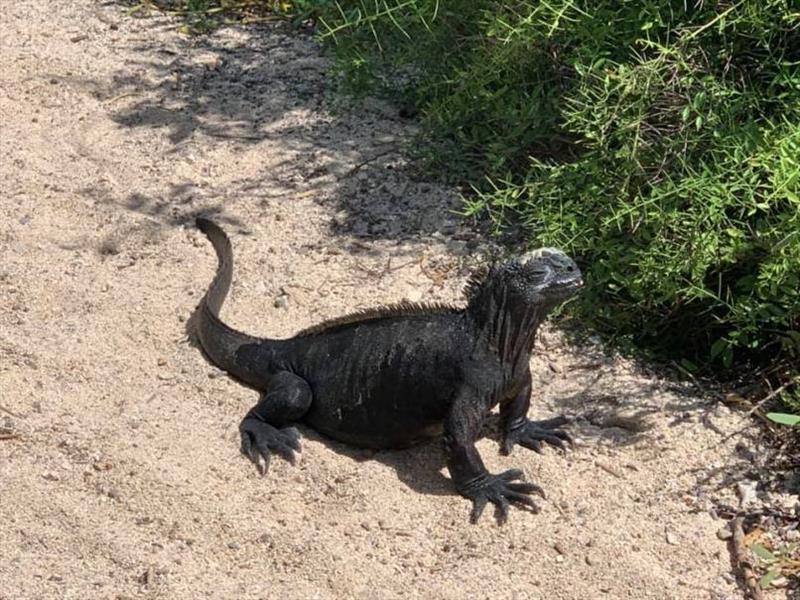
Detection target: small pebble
<box><xmin>736</xmin><ymin>481</ymin><xmax>758</xmax><ymax>507</ymax></box>
<box><xmin>665</xmin><ymin>531</ymin><xmax>678</xmax><ymax>545</ymax></box>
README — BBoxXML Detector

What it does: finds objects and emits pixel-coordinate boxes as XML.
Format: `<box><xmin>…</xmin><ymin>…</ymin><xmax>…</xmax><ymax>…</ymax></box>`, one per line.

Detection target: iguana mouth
<box><xmin>547</xmin><ymin>278</ymin><xmax>583</xmax><ymax>299</ymax></box>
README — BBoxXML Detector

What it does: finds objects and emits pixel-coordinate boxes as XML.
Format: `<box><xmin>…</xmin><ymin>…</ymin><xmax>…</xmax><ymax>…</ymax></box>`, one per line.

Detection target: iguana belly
<box><xmin>303</xmin><ymin>387</ymin><xmax>450</xmax><ymax>449</ymax></box>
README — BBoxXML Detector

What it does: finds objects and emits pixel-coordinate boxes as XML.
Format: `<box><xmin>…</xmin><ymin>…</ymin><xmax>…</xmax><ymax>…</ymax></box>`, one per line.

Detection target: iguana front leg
<box><xmin>500</xmin><ymin>373</ymin><xmax>571</xmax><ymax>455</ymax></box>
<box><xmin>240</xmin><ymin>371</ymin><xmax>312</xmax><ymax>475</ymax></box>
<box><xmin>444</xmin><ymin>389</ymin><xmax>543</xmax><ymax>523</ymax></box>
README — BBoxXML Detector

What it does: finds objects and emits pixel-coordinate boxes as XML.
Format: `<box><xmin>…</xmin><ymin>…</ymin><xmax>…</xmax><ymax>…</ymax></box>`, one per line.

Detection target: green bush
<box><xmin>317</xmin><ymin>1</ymin><xmax>800</xmax><ymax>392</ymax></box>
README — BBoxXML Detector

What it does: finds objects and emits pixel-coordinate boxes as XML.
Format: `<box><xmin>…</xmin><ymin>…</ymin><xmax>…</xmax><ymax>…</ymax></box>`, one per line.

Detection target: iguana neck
<box><xmin>467</xmin><ymin>285</ymin><xmax>544</xmax><ymax>368</ymax></box>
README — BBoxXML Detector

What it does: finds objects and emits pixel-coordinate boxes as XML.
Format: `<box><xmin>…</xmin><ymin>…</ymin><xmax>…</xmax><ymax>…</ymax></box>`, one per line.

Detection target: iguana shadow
<box><xmin>299</xmin><ymin>427</ymin><xmax>455</xmax><ymax>497</ymax></box>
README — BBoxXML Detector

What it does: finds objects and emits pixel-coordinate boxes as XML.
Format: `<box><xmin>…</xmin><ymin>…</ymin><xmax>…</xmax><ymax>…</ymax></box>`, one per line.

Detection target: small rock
<box><xmin>553</xmin><ymin>541</ymin><xmax>567</xmax><ymax>555</ymax></box>
<box><xmin>227</xmin><ymin>541</ymin><xmax>240</xmax><ymax>550</ymax></box>
<box><xmin>98</xmin><ymin>238</ymin><xmax>120</xmax><ymax>256</ymax></box>
<box><xmin>734</xmin><ymin>441</ymin><xmax>757</xmax><ymax>462</ymax></box>
<box><xmin>257</xmin><ymin>533</ymin><xmax>272</xmax><ymax>545</ymax></box>
<box><xmin>138</xmin><ymin>567</ymin><xmax>154</xmax><ymax>586</ymax></box>
<box><xmin>585</xmin><ymin>555</ymin><xmax>595</xmax><ymax>566</ymax></box>
<box><xmin>716</xmin><ymin>525</ymin><xmax>733</xmax><ymax>541</ymax></box>
<box><xmin>665</xmin><ymin>531</ymin><xmax>678</xmax><ymax>545</ymax></box>
<box><xmin>736</xmin><ymin>481</ymin><xmax>758</xmax><ymax>507</ymax></box>
<box><xmin>274</xmin><ymin>295</ymin><xmax>288</xmax><ymax>309</ymax></box>
<box><xmin>42</xmin><ymin>471</ymin><xmax>60</xmax><ymax>482</ymax></box>
<box><xmin>446</xmin><ymin>240</ymin><xmax>468</xmax><ymax>255</ymax></box>
<box><xmin>769</xmin><ymin>576</ymin><xmax>788</xmax><ymax>588</ymax></box>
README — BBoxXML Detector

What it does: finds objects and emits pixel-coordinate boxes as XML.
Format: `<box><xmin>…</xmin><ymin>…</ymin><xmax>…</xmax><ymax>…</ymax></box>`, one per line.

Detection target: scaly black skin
<box><xmin>194</xmin><ymin>217</ymin><xmax>583</xmax><ymax>523</ymax></box>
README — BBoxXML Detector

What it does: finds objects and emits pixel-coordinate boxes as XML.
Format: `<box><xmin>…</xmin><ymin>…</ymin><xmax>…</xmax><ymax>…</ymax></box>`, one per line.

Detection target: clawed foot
<box><xmin>459</xmin><ymin>469</ymin><xmax>545</xmax><ymax>524</ymax></box>
<box><xmin>502</xmin><ymin>415</ymin><xmax>572</xmax><ymax>455</ymax></box>
<box><xmin>240</xmin><ymin>417</ymin><xmax>301</xmax><ymax>475</ymax></box>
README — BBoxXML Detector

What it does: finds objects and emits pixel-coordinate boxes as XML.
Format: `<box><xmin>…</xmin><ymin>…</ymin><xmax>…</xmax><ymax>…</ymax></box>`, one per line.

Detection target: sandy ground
<box><xmin>0</xmin><ymin>2</ymin><xmax>789</xmax><ymax>599</ymax></box>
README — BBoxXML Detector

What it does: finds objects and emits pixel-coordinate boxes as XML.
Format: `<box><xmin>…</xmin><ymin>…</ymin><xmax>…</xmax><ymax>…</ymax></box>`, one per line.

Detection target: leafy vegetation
<box><xmin>767</xmin><ymin>413</ymin><xmax>800</xmax><ymax>427</ymax></box>
<box><xmin>311</xmin><ymin>0</ymin><xmax>800</xmax><ymax>410</ymax></box>
<box><xmin>132</xmin><ymin>0</ymin><xmax>800</xmax><ymax>413</ymax></box>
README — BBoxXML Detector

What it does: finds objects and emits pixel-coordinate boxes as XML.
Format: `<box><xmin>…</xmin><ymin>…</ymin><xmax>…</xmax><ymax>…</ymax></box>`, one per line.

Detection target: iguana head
<box><xmin>511</xmin><ymin>247</ymin><xmax>583</xmax><ymax>308</ymax></box>
<box><xmin>466</xmin><ymin>247</ymin><xmax>582</xmax><ymax>332</ymax></box>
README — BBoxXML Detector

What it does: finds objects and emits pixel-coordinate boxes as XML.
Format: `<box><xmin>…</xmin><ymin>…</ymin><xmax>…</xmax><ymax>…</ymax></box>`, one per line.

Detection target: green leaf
<box><xmin>758</xmin><ymin>568</ymin><xmax>780</xmax><ymax>589</ymax></box>
<box><xmin>766</xmin><ymin>413</ymin><xmax>800</xmax><ymax>426</ymax></box>
<box><xmin>751</xmin><ymin>543</ymin><xmax>776</xmax><ymax>561</ymax></box>
<box><xmin>710</xmin><ymin>338</ymin><xmax>728</xmax><ymax>358</ymax></box>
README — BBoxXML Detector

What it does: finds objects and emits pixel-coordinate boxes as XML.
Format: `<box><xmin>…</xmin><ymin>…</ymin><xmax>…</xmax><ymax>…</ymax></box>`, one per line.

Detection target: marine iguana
<box><xmin>194</xmin><ymin>217</ymin><xmax>582</xmax><ymax>523</ymax></box>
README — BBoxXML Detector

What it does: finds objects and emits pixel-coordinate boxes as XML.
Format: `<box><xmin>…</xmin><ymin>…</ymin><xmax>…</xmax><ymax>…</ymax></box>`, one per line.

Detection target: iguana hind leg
<box><xmin>240</xmin><ymin>371</ymin><xmax>312</xmax><ymax>475</ymax></box>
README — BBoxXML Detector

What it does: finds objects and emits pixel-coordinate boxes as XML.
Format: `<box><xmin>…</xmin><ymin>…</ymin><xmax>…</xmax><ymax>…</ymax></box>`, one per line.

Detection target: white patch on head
<box><xmin>521</xmin><ymin>247</ymin><xmax>564</xmax><ymax>262</ymax></box>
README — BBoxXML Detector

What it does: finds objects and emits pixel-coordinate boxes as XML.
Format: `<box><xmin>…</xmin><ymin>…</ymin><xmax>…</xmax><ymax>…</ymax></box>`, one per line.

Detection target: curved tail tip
<box><xmin>196</xmin><ymin>216</ymin><xmax>213</xmax><ymax>231</ymax></box>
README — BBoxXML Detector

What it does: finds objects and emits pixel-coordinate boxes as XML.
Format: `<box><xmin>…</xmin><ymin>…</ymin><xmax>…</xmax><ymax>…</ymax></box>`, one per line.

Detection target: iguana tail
<box><xmin>195</xmin><ymin>217</ymin><xmax>262</xmax><ymax>383</ymax></box>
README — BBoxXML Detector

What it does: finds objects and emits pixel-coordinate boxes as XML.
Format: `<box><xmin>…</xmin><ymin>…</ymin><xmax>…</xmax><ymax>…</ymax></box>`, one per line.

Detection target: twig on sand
<box><xmin>747</xmin><ymin>375</ymin><xmax>799</xmax><ymax>415</ymax></box>
<box><xmin>730</xmin><ymin>516</ymin><xmax>765</xmax><ymax>600</ymax></box>
<box><xmin>0</xmin><ymin>403</ymin><xmax>21</xmax><ymax>418</ymax></box>
<box><xmin>336</xmin><ymin>147</ymin><xmax>399</xmax><ymax>180</ymax></box>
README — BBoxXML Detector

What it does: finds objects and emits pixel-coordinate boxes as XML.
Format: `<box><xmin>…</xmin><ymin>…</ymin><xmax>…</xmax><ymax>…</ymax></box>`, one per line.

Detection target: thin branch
<box><xmin>730</xmin><ymin>516</ymin><xmax>765</xmax><ymax>600</ymax></box>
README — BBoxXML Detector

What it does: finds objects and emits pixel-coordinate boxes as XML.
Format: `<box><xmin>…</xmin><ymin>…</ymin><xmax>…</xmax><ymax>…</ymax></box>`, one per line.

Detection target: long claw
<box><xmin>462</xmin><ymin>469</ymin><xmax>545</xmax><ymax>524</ymax></box>
<box><xmin>504</xmin><ymin>416</ymin><xmax>573</xmax><ymax>455</ymax></box>
<box><xmin>531</xmin><ymin>415</ymin><xmax>570</xmax><ymax>429</ymax></box>
<box><xmin>496</xmin><ymin>496</ymin><xmax>510</xmax><ymax>524</ymax></box>
<box><xmin>470</xmin><ymin>496</ymin><xmax>488</xmax><ymax>524</ymax></box>
<box><xmin>239</xmin><ymin>419</ymin><xmax>301</xmax><ymax>475</ymax></box>
<box><xmin>521</xmin><ymin>438</ymin><xmax>544</xmax><ymax>453</ymax></box>
<box><xmin>507</xmin><ymin>481</ymin><xmax>545</xmax><ymax>498</ymax></box>
<box><xmin>258</xmin><ymin>451</ymin><xmax>270</xmax><ymax>476</ymax></box>
<box><xmin>272</xmin><ymin>443</ymin><xmax>296</xmax><ymax>465</ymax></box>
<box><xmin>283</xmin><ymin>430</ymin><xmax>302</xmax><ymax>452</ymax></box>
<box><xmin>241</xmin><ymin>431</ymin><xmax>253</xmax><ymax>458</ymax></box>
<box><xmin>498</xmin><ymin>469</ymin><xmax>524</xmax><ymax>482</ymax></box>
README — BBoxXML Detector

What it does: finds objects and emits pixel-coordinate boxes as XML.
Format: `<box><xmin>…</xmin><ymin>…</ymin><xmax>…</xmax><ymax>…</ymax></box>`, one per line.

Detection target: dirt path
<box><xmin>0</xmin><ymin>3</ymin><xmax>771</xmax><ymax>599</ymax></box>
